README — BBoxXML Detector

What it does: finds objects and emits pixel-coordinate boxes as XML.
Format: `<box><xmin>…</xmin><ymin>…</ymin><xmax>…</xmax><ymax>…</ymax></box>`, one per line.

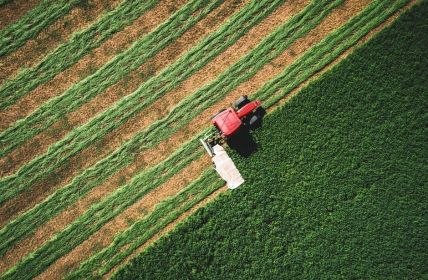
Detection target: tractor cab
<box><xmin>211</xmin><ymin>96</ymin><xmax>261</xmax><ymax>139</ymax></box>
<box><xmin>200</xmin><ymin>96</ymin><xmax>263</xmax><ymax>189</ymax></box>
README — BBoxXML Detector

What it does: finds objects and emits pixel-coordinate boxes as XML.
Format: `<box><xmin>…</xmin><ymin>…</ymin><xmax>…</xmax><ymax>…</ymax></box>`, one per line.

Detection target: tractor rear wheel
<box><xmin>233</xmin><ymin>95</ymin><xmax>249</xmax><ymax>109</ymax></box>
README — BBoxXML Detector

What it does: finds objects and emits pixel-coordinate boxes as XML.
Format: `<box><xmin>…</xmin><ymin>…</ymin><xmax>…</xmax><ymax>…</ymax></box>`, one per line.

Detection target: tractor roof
<box><xmin>211</xmin><ymin>108</ymin><xmax>242</xmax><ymax>137</ymax></box>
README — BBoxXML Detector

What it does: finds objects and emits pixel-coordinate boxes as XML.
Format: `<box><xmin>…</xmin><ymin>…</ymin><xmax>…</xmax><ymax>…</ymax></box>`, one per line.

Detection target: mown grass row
<box><xmin>71</xmin><ymin>1</ymin><xmax>413</xmax><ymax>278</ymax></box>
<box><xmin>0</xmin><ymin>0</ymin><xmax>335</xmax><ymax>271</ymax></box>
<box><xmin>0</xmin><ymin>0</ymin><xmax>332</xmax><ymax>257</ymax></box>
<box><xmin>0</xmin><ymin>0</ymin><xmax>284</xmax><ymax>203</ymax></box>
<box><xmin>0</xmin><ymin>0</ymin><xmax>160</xmax><ymax>109</ymax></box>
<box><xmin>0</xmin><ymin>0</ymin><xmax>81</xmax><ymax>57</ymax></box>
<box><xmin>0</xmin><ymin>0</ymin><xmax>226</xmax><ymax>201</ymax></box>
<box><xmin>1</xmin><ymin>140</ymin><xmax>205</xmax><ymax>280</ymax></box>
<box><xmin>0</xmin><ymin>0</ymin><xmax>223</xmax><ymax>156</ymax></box>
<box><xmin>66</xmin><ymin>169</ymin><xmax>223</xmax><ymax>279</ymax></box>
<box><xmin>112</xmin><ymin>3</ymin><xmax>427</xmax><ymax>278</ymax></box>
<box><xmin>0</xmin><ymin>0</ymin><xmax>285</xmax><ymax>259</ymax></box>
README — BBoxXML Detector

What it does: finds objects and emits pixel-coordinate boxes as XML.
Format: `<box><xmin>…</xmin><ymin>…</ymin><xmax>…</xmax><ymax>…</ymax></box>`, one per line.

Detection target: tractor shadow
<box><xmin>226</xmin><ymin>107</ymin><xmax>266</xmax><ymax>157</ymax></box>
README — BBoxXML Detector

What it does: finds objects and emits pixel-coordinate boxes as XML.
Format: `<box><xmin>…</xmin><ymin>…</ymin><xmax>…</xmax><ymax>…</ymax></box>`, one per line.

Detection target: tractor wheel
<box><xmin>233</xmin><ymin>95</ymin><xmax>249</xmax><ymax>109</ymax></box>
<box><xmin>249</xmin><ymin>115</ymin><xmax>259</xmax><ymax>126</ymax></box>
<box><xmin>211</xmin><ymin>108</ymin><xmax>226</xmax><ymax>120</ymax></box>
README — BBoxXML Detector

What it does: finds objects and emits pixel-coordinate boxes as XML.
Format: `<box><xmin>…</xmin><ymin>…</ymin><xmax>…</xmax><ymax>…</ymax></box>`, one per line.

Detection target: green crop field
<box><xmin>0</xmin><ymin>0</ymin><xmax>425</xmax><ymax>279</ymax></box>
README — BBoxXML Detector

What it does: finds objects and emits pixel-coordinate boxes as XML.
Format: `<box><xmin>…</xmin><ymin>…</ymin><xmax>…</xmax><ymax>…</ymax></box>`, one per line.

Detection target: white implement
<box><xmin>202</xmin><ymin>142</ymin><xmax>244</xmax><ymax>189</ymax></box>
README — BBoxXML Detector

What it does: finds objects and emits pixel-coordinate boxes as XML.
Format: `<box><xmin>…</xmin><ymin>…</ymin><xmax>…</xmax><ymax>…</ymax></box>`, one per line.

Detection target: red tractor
<box><xmin>201</xmin><ymin>96</ymin><xmax>262</xmax><ymax>156</ymax></box>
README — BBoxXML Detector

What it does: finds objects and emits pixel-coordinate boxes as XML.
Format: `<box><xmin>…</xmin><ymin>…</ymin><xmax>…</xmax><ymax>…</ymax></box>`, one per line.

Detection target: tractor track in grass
<box><xmin>0</xmin><ymin>0</ymin><xmax>122</xmax><ymax>84</ymax></box>
<box><xmin>0</xmin><ymin>0</ymin><xmax>246</xmax><ymax>177</ymax></box>
<box><xmin>35</xmin><ymin>156</ymin><xmax>211</xmax><ymax>279</ymax></box>
<box><xmin>0</xmin><ymin>0</ymin><xmax>40</xmax><ymax>29</ymax></box>
<box><xmin>0</xmin><ymin>0</ymin><xmax>184</xmax><ymax>132</ymax></box>
<box><xmin>0</xmin><ymin>0</ymin><xmax>248</xmax><ymax>225</ymax></box>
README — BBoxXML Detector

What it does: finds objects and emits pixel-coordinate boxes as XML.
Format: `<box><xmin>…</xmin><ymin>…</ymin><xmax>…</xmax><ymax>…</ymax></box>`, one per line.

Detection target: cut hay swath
<box><xmin>0</xmin><ymin>0</ymin><xmax>160</xmax><ymax>109</ymax></box>
<box><xmin>0</xmin><ymin>0</ymin><xmax>80</xmax><ymax>57</ymax></box>
<box><xmin>0</xmin><ymin>0</ymin><xmax>413</xmax><ymax>278</ymax></box>
<box><xmin>0</xmin><ymin>0</ymin><xmax>223</xmax><ymax>156</ymax></box>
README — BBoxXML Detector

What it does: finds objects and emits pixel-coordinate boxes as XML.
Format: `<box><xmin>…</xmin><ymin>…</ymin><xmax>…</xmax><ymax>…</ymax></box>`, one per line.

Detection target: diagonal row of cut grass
<box><xmin>66</xmin><ymin>169</ymin><xmax>223</xmax><ymax>279</ymax></box>
<box><xmin>0</xmin><ymin>0</ymin><xmax>288</xmax><ymax>260</ymax></box>
<box><xmin>1</xmin><ymin>139</ymin><xmax>205</xmax><ymax>280</ymax></box>
<box><xmin>0</xmin><ymin>0</ymin><xmax>225</xmax><ymax>199</ymax></box>
<box><xmin>0</xmin><ymin>0</ymin><xmax>335</xmax><ymax>267</ymax></box>
<box><xmin>0</xmin><ymin>0</ymin><xmax>160</xmax><ymax>109</ymax></box>
<box><xmin>0</xmin><ymin>0</ymin><xmax>223</xmax><ymax>156</ymax></box>
<box><xmin>0</xmin><ymin>0</ymin><xmax>285</xmax><ymax>204</ymax></box>
<box><xmin>72</xmin><ymin>1</ymin><xmax>414</xmax><ymax>277</ymax></box>
<box><xmin>0</xmin><ymin>0</ymin><xmax>81</xmax><ymax>57</ymax></box>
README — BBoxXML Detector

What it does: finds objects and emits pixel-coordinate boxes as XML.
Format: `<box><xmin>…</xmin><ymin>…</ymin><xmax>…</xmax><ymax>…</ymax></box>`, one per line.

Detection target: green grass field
<box><xmin>0</xmin><ymin>0</ymin><xmax>424</xmax><ymax>279</ymax></box>
<box><xmin>112</xmin><ymin>2</ymin><xmax>428</xmax><ymax>278</ymax></box>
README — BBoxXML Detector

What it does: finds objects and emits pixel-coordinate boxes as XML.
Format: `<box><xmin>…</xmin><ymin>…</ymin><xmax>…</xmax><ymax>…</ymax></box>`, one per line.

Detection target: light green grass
<box><xmin>0</xmin><ymin>0</ymin><xmax>80</xmax><ymax>57</ymax></box>
<box><xmin>0</xmin><ymin>0</ymin><xmax>159</xmax><ymax>109</ymax></box>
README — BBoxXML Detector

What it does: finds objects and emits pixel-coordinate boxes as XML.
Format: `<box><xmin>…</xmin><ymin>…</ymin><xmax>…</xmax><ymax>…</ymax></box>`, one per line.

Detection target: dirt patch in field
<box><xmin>0</xmin><ymin>0</ymin><xmax>122</xmax><ymax>84</ymax></box>
<box><xmin>34</xmin><ymin>156</ymin><xmax>211</xmax><ymax>280</ymax></box>
<box><xmin>0</xmin><ymin>0</ymin><xmax>40</xmax><ymax>29</ymax></box>
<box><xmin>0</xmin><ymin>0</ymin><xmax>245</xmax><ymax>176</ymax></box>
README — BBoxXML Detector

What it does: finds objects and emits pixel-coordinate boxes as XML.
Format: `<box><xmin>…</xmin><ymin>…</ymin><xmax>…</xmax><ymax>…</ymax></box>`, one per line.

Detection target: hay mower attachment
<box><xmin>200</xmin><ymin>96</ymin><xmax>262</xmax><ymax>189</ymax></box>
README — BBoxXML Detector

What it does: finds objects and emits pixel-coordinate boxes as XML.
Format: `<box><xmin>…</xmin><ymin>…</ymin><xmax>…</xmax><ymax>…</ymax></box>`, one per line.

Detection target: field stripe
<box><xmin>0</xmin><ymin>0</ymin><xmax>286</xmax><ymax>265</ymax></box>
<box><xmin>0</xmin><ymin>0</ymin><xmax>224</xmax><ymax>201</ymax></box>
<box><xmin>0</xmin><ymin>1</ymin><xmax>340</xmax><ymax>276</ymax></box>
<box><xmin>0</xmin><ymin>0</ymin><xmax>40</xmax><ymax>29</ymax></box>
<box><xmin>39</xmin><ymin>153</ymin><xmax>212</xmax><ymax>279</ymax></box>
<box><xmin>0</xmin><ymin>0</ymin><xmax>244</xmax><ymax>177</ymax></box>
<box><xmin>0</xmin><ymin>0</ymin><xmax>247</xmax><ymax>225</ymax></box>
<box><xmin>0</xmin><ymin>0</ymin><xmax>80</xmax><ymax>57</ymax></box>
<box><xmin>0</xmin><ymin>0</ymin><xmax>123</xmax><ymax>84</ymax></box>
<box><xmin>0</xmin><ymin>0</ymin><xmax>224</xmax><ymax>158</ymax></box>
<box><xmin>65</xmin><ymin>170</ymin><xmax>223</xmax><ymax>279</ymax></box>
<box><xmin>0</xmin><ymin>0</ymin><xmax>283</xmax><ymax>206</ymax></box>
<box><xmin>76</xmin><ymin>0</ymin><xmax>414</xmax><ymax>275</ymax></box>
<box><xmin>1</xmin><ymin>140</ymin><xmax>205</xmax><ymax>279</ymax></box>
<box><xmin>0</xmin><ymin>0</ymin><xmax>159</xmax><ymax>109</ymax></box>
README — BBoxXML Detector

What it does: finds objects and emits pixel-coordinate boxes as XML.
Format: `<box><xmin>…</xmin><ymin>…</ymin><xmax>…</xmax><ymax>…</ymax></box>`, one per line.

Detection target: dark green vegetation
<box><xmin>114</xmin><ymin>2</ymin><xmax>428</xmax><ymax>279</ymax></box>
